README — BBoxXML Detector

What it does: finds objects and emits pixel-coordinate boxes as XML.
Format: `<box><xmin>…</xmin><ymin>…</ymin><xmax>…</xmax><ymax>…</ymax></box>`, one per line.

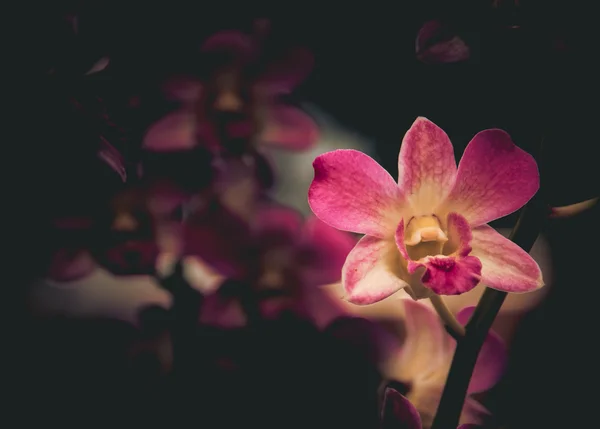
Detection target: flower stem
<box><xmin>429</xmin><ymin>294</ymin><xmax>466</xmax><ymax>338</ymax></box>
<box><xmin>430</xmin><ymin>187</ymin><xmax>548</xmax><ymax>429</ymax></box>
<box><xmin>158</xmin><ymin>260</ymin><xmax>203</xmax><ymax>376</ymax></box>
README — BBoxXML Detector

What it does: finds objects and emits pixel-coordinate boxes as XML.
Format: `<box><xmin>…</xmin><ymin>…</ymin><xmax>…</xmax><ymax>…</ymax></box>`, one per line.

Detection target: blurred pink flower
<box><xmin>416</xmin><ymin>20</ymin><xmax>471</xmax><ymax>65</ymax></box>
<box><xmin>182</xmin><ymin>204</ymin><xmax>355</xmax><ymax>288</ymax></box>
<box><xmin>251</xmin><ymin>205</ymin><xmax>357</xmax><ymax>288</ymax></box>
<box><xmin>383</xmin><ymin>300</ymin><xmax>506</xmax><ymax>428</ymax></box>
<box><xmin>381</xmin><ymin>385</ymin><xmax>483</xmax><ymax>429</ymax></box>
<box><xmin>381</xmin><ymin>386</ymin><xmax>422</xmax><ymax>429</ymax></box>
<box><xmin>92</xmin><ymin>181</ymin><xmax>192</xmax><ymax>276</ymax></box>
<box><xmin>179</xmin><ymin>204</ymin><xmax>356</xmax><ymax>323</ymax></box>
<box><xmin>143</xmin><ymin>23</ymin><xmax>319</xmax><ymax>154</ymax></box>
<box><xmin>308</xmin><ymin>117</ymin><xmax>543</xmax><ymax>303</ymax></box>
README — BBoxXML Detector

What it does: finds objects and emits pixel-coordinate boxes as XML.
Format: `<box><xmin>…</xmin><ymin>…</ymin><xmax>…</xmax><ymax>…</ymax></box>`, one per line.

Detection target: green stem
<box><xmin>430</xmin><ymin>294</ymin><xmax>466</xmax><ymax>338</ymax></box>
<box><xmin>430</xmin><ymin>188</ymin><xmax>549</xmax><ymax>429</ymax></box>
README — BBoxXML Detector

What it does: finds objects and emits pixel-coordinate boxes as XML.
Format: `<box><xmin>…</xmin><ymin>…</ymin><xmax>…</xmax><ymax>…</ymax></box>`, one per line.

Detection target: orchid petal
<box><xmin>396</xmin><ymin>213</ymin><xmax>482</xmax><ymax>296</ymax></box>
<box><xmin>183</xmin><ymin>205</ymin><xmax>253</xmax><ymax>279</ymax></box>
<box><xmin>398</xmin><ymin>117</ymin><xmax>458</xmax><ymax>215</ymax></box>
<box><xmin>416</xmin><ymin>20</ymin><xmax>470</xmax><ymax>64</ymax></box>
<box><xmin>397</xmin><ymin>300</ymin><xmax>451</xmax><ymax>381</ymax></box>
<box><xmin>199</xmin><ymin>291</ymin><xmax>247</xmax><ymax>328</ymax></box>
<box><xmin>84</xmin><ymin>56</ymin><xmax>110</xmax><ymax>75</ymax></box>
<box><xmin>200</xmin><ymin>30</ymin><xmax>257</xmax><ymax>60</ymax></box>
<box><xmin>309</xmin><ymin>149</ymin><xmax>406</xmax><ymax>237</ymax></box>
<box><xmin>258</xmin><ymin>47</ymin><xmax>314</xmax><ymax>95</ymax></box>
<box><xmin>471</xmin><ymin>225</ymin><xmax>544</xmax><ymax>293</ymax></box>
<box><xmin>253</xmin><ymin>205</ymin><xmax>304</xmax><ymax>237</ymax></box>
<box><xmin>437</xmin><ymin>228</ymin><xmax>551</xmax><ymax>318</ymax></box>
<box><xmin>412</xmin><ymin>254</ymin><xmax>482</xmax><ymax>296</ymax></box>
<box><xmin>381</xmin><ymin>387</ymin><xmax>422</xmax><ymax>429</ymax></box>
<box><xmin>299</xmin><ymin>285</ymin><xmax>351</xmax><ymax>330</ymax></box>
<box><xmin>142</xmin><ymin>109</ymin><xmax>195</xmax><ymax>152</ymax></box>
<box><xmin>215</xmin><ymin>158</ymin><xmax>261</xmax><ymax>221</ymax></box>
<box><xmin>301</xmin><ymin>216</ymin><xmax>357</xmax><ymax>285</ymax></box>
<box><xmin>260</xmin><ymin>105</ymin><xmax>319</xmax><ymax>150</ymax></box>
<box><xmin>162</xmin><ymin>75</ymin><xmax>203</xmax><ymax>104</ymax></box>
<box><xmin>444</xmin><ymin>129</ymin><xmax>539</xmax><ymax>226</ymax></box>
<box><xmin>457</xmin><ymin>425</ymin><xmax>482</xmax><ymax>429</ymax></box>
<box><xmin>460</xmin><ymin>398</ymin><xmax>491</xmax><ymax>428</ymax></box>
<box><xmin>551</xmin><ymin>197</ymin><xmax>598</xmax><ymax>218</ymax></box>
<box><xmin>457</xmin><ymin>307</ymin><xmax>507</xmax><ymax>394</ymax></box>
<box><xmin>342</xmin><ymin>236</ymin><xmax>408</xmax><ymax>304</ymax></box>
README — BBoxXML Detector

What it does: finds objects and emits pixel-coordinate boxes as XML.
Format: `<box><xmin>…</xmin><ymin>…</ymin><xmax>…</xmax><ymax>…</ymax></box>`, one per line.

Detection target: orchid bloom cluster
<box><xmin>31</xmin><ymin>12</ymin><xmax>599</xmax><ymax>429</ymax></box>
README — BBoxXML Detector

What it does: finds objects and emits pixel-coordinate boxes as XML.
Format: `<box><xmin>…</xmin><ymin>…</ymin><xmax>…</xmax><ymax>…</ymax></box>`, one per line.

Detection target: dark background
<box><xmin>12</xmin><ymin>1</ymin><xmax>599</xmax><ymax>428</ymax></box>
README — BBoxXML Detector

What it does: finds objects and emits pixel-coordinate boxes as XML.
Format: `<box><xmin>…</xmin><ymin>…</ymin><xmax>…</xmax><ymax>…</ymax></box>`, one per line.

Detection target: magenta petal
<box><xmin>457</xmin><ymin>307</ymin><xmax>507</xmax><ymax>394</ymax></box>
<box><xmin>470</xmin><ymin>225</ymin><xmax>544</xmax><ymax>293</ymax></box>
<box><xmin>162</xmin><ymin>76</ymin><xmax>203</xmax><ymax>104</ymax></box>
<box><xmin>183</xmin><ymin>206</ymin><xmax>253</xmax><ymax>279</ymax></box>
<box><xmin>460</xmin><ymin>399</ymin><xmax>491</xmax><ymax>427</ymax></box>
<box><xmin>457</xmin><ymin>424</ymin><xmax>482</xmax><ymax>429</ymax></box>
<box><xmin>409</xmin><ymin>254</ymin><xmax>481</xmax><ymax>296</ymax></box>
<box><xmin>394</xmin><ymin>218</ymin><xmax>410</xmax><ymax>260</ymax></box>
<box><xmin>309</xmin><ymin>150</ymin><xmax>406</xmax><ymax>237</ymax></box>
<box><xmin>253</xmin><ymin>205</ymin><xmax>304</xmax><ymax>237</ymax></box>
<box><xmin>398</xmin><ymin>117</ymin><xmax>457</xmax><ymax>215</ymax></box>
<box><xmin>258</xmin><ymin>47</ymin><xmax>314</xmax><ymax>94</ymax></box>
<box><xmin>142</xmin><ymin>110</ymin><xmax>195</xmax><ymax>152</ymax></box>
<box><xmin>445</xmin><ymin>129</ymin><xmax>540</xmax><ymax>226</ymax></box>
<box><xmin>416</xmin><ymin>20</ymin><xmax>470</xmax><ymax>64</ymax></box>
<box><xmin>445</xmin><ymin>212</ymin><xmax>475</xmax><ymax>256</ymax></box>
<box><xmin>259</xmin><ymin>104</ymin><xmax>319</xmax><ymax>150</ymax></box>
<box><xmin>200</xmin><ymin>30</ymin><xmax>257</xmax><ymax>60</ymax></box>
<box><xmin>301</xmin><ymin>216</ymin><xmax>357</xmax><ymax>285</ymax></box>
<box><xmin>342</xmin><ymin>236</ymin><xmax>408</xmax><ymax>305</ymax></box>
<box><xmin>381</xmin><ymin>388</ymin><xmax>422</xmax><ymax>429</ymax></box>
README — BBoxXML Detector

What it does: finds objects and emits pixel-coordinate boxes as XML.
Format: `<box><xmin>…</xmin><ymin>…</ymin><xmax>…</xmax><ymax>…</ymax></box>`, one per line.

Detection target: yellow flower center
<box><xmin>404</xmin><ymin>215</ymin><xmax>448</xmax><ymax>261</ymax></box>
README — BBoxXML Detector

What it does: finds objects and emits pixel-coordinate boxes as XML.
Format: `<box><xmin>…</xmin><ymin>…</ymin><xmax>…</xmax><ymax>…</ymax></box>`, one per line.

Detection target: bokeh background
<box><xmin>9</xmin><ymin>1</ymin><xmax>599</xmax><ymax>428</ymax></box>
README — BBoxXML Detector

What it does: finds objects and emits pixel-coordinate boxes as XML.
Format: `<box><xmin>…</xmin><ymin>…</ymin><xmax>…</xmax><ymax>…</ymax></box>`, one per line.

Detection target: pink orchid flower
<box><xmin>382</xmin><ymin>386</ymin><xmax>482</xmax><ymax>429</ymax></box>
<box><xmin>251</xmin><ymin>206</ymin><xmax>357</xmax><ymax>288</ymax></box>
<box><xmin>181</xmin><ymin>204</ymin><xmax>356</xmax><ymax>288</ymax></box>
<box><xmin>143</xmin><ymin>23</ymin><xmax>319</xmax><ymax>153</ymax></box>
<box><xmin>179</xmin><ymin>205</ymin><xmax>356</xmax><ymax>325</ymax></box>
<box><xmin>383</xmin><ymin>300</ymin><xmax>506</xmax><ymax>428</ymax></box>
<box><xmin>308</xmin><ymin>117</ymin><xmax>543</xmax><ymax>303</ymax></box>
